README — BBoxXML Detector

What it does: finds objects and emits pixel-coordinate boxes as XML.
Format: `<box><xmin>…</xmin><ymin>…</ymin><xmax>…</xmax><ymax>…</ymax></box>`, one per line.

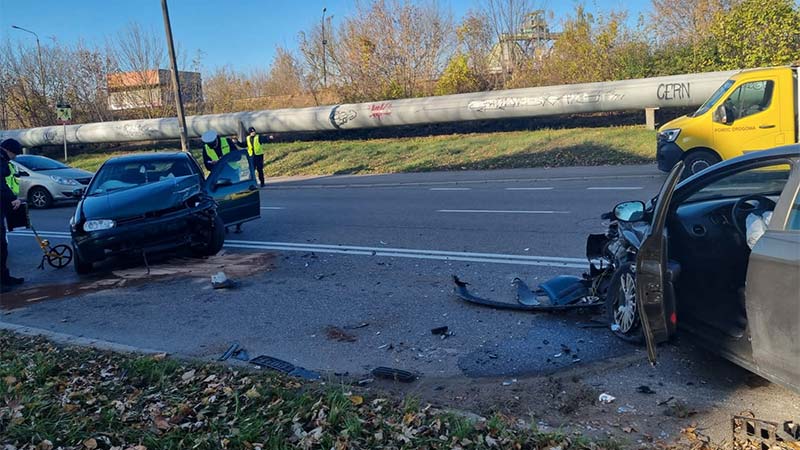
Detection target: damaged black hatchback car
<box><xmin>70</xmin><ymin>150</ymin><xmax>260</xmax><ymax>274</ymax></box>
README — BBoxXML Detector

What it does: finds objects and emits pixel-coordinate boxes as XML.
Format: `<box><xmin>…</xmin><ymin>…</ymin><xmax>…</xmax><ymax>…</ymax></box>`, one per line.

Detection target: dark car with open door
<box><xmin>70</xmin><ymin>150</ymin><xmax>260</xmax><ymax>274</ymax></box>
<box><xmin>607</xmin><ymin>145</ymin><xmax>799</xmax><ymax>392</ymax></box>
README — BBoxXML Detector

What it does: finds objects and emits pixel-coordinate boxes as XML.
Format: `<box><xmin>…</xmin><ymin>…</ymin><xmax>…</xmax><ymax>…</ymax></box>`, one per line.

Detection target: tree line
<box><xmin>1</xmin><ymin>0</ymin><xmax>798</xmax><ymax>129</ymax></box>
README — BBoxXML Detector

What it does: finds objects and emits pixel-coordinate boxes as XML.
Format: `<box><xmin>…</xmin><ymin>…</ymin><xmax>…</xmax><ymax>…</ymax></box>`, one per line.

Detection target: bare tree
<box><xmin>650</xmin><ymin>0</ymin><xmax>735</xmax><ymax>44</ymax></box>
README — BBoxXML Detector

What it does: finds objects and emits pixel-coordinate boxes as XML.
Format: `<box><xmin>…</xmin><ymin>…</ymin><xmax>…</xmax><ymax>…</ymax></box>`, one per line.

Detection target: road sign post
<box><xmin>56</xmin><ymin>103</ymin><xmax>71</xmax><ymax>161</ymax></box>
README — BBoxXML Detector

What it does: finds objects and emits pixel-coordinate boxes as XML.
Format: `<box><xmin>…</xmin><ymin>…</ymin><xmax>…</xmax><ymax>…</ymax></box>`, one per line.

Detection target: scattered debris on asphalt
<box><xmin>371</xmin><ymin>366</ymin><xmax>416</xmax><ymax>383</ymax></box>
<box><xmin>218</xmin><ymin>342</ymin><xmax>244</xmax><ymax>361</ymax></box>
<box><xmin>343</xmin><ymin>322</ymin><xmax>369</xmax><ymax>330</ymax></box>
<box><xmin>431</xmin><ymin>326</ymin><xmax>449</xmax><ymax>335</ymax></box>
<box><xmin>617</xmin><ymin>404</ymin><xmax>636</xmax><ymax>414</ymax></box>
<box><xmin>598</xmin><ymin>393</ymin><xmax>616</xmax><ymax>404</ymax></box>
<box><xmin>663</xmin><ymin>400</ymin><xmax>697</xmax><ymax>418</ymax></box>
<box><xmin>211</xmin><ymin>271</ymin><xmax>236</xmax><ymax>289</ymax></box>
<box><xmin>249</xmin><ymin>355</ymin><xmax>321</xmax><ymax>380</ymax></box>
<box><xmin>324</xmin><ymin>326</ymin><xmax>357</xmax><ymax>342</ymax></box>
<box><xmin>502</xmin><ymin>379</ymin><xmax>518</xmax><ymax>386</ymax></box>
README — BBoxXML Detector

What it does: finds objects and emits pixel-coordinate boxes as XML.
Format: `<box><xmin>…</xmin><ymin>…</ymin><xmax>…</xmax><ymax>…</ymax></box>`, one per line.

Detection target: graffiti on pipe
<box><xmin>468</xmin><ymin>92</ymin><xmax>625</xmax><ymax>112</ymax></box>
<box><xmin>329</xmin><ymin>106</ymin><xmax>358</xmax><ymax>129</ymax></box>
<box><xmin>43</xmin><ymin>129</ymin><xmax>59</xmax><ymax>144</ymax></box>
<box><xmin>656</xmin><ymin>83</ymin><xmax>690</xmax><ymax>101</ymax></box>
<box><xmin>369</xmin><ymin>102</ymin><xmax>393</xmax><ymax>120</ymax></box>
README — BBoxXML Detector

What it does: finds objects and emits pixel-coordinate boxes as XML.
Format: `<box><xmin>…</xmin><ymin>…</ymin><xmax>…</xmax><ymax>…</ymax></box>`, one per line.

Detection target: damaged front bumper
<box><xmin>452</xmin><ymin>275</ymin><xmax>602</xmax><ymax>312</ymax></box>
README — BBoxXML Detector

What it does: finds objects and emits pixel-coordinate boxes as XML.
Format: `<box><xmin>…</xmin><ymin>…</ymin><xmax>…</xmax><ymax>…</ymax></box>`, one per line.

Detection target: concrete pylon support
<box><xmin>0</xmin><ymin>70</ymin><xmax>738</xmax><ymax>148</ymax></box>
<box><xmin>645</xmin><ymin>107</ymin><xmax>660</xmax><ymax>130</ymax></box>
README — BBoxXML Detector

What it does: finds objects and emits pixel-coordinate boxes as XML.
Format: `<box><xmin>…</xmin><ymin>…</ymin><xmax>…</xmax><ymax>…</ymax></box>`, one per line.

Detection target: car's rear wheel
<box><xmin>200</xmin><ymin>214</ymin><xmax>225</xmax><ymax>256</ymax></box>
<box><xmin>606</xmin><ymin>262</ymin><xmax>644</xmax><ymax>344</ymax></box>
<box><xmin>73</xmin><ymin>249</ymin><xmax>93</xmax><ymax>275</ymax></box>
<box><xmin>28</xmin><ymin>186</ymin><xmax>53</xmax><ymax>209</ymax></box>
<box><xmin>682</xmin><ymin>149</ymin><xmax>721</xmax><ymax>178</ymax></box>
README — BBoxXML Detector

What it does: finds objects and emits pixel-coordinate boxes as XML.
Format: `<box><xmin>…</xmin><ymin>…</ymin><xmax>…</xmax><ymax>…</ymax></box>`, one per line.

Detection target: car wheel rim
<box><xmin>613</xmin><ymin>272</ymin><xmax>637</xmax><ymax>333</ymax></box>
<box><xmin>32</xmin><ymin>191</ymin><xmax>47</xmax><ymax>207</ymax></box>
<box><xmin>690</xmin><ymin>159</ymin><xmax>710</xmax><ymax>174</ymax></box>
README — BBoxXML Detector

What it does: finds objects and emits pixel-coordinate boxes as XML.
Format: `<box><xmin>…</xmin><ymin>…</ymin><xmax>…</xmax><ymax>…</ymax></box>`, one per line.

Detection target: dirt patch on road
<box><xmin>0</xmin><ymin>251</ymin><xmax>275</xmax><ymax>310</ymax></box>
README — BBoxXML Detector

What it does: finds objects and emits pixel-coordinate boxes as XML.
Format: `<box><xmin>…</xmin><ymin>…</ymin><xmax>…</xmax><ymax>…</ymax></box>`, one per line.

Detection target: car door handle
<box><xmin>758</xmin><ymin>124</ymin><xmax>776</xmax><ymax>129</ymax></box>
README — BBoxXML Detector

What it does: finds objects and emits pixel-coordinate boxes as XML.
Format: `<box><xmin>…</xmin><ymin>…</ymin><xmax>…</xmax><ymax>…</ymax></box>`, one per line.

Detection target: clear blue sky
<box><xmin>0</xmin><ymin>0</ymin><xmax>651</xmax><ymax>74</ymax></box>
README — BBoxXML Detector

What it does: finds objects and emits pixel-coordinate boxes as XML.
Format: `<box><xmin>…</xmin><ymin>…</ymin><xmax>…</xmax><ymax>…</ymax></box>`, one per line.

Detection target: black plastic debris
<box><xmin>732</xmin><ymin>413</ymin><xmax>799</xmax><ymax>448</ymax></box>
<box><xmin>250</xmin><ymin>355</ymin><xmax>321</xmax><ymax>380</ymax></box>
<box><xmin>371</xmin><ymin>367</ymin><xmax>416</xmax><ymax>383</ymax></box>
<box><xmin>636</xmin><ymin>385</ymin><xmax>656</xmax><ymax>395</ymax></box>
<box><xmin>452</xmin><ymin>275</ymin><xmax>602</xmax><ymax>312</ymax></box>
<box><xmin>431</xmin><ymin>326</ymin><xmax>449</xmax><ymax>335</ymax></box>
<box><xmin>218</xmin><ymin>342</ymin><xmax>250</xmax><ymax>362</ymax></box>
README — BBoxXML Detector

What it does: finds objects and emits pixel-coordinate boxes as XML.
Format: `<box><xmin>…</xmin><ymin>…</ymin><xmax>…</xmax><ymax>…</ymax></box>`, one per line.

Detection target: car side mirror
<box><xmin>16</xmin><ymin>170</ymin><xmax>29</xmax><ymax>177</ymax></box>
<box><xmin>713</xmin><ymin>104</ymin><xmax>733</xmax><ymax>124</ymax></box>
<box><xmin>214</xmin><ymin>178</ymin><xmax>233</xmax><ymax>188</ymax></box>
<box><xmin>613</xmin><ymin>201</ymin><xmax>645</xmax><ymax>222</ymax></box>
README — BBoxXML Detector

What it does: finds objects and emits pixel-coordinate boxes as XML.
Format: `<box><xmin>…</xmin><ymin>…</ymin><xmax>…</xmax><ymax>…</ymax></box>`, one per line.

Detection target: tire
<box><xmin>605</xmin><ymin>262</ymin><xmax>644</xmax><ymax>344</ymax></box>
<box><xmin>200</xmin><ymin>214</ymin><xmax>225</xmax><ymax>256</ymax></box>
<box><xmin>73</xmin><ymin>249</ymin><xmax>93</xmax><ymax>275</ymax></box>
<box><xmin>682</xmin><ymin>149</ymin><xmax>721</xmax><ymax>178</ymax></box>
<box><xmin>28</xmin><ymin>186</ymin><xmax>53</xmax><ymax>209</ymax></box>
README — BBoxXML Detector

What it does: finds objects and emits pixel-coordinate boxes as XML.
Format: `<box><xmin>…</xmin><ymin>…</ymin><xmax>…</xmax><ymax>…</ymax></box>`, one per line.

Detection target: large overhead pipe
<box><xmin>0</xmin><ymin>70</ymin><xmax>738</xmax><ymax>148</ymax></box>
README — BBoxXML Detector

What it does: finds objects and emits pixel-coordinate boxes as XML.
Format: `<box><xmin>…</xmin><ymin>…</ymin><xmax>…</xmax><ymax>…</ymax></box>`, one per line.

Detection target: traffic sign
<box><xmin>56</xmin><ymin>103</ymin><xmax>72</xmax><ymax>124</ymax></box>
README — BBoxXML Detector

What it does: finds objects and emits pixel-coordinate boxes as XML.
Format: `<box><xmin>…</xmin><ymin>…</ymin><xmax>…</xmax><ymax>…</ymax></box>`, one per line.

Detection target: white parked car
<box><xmin>10</xmin><ymin>155</ymin><xmax>94</xmax><ymax>208</ymax></box>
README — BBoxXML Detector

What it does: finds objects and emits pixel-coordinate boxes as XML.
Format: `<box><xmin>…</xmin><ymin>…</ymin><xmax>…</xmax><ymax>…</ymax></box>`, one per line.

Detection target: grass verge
<box><xmin>0</xmin><ymin>331</ymin><xmax>628</xmax><ymax>449</ymax></box>
<box><xmin>65</xmin><ymin>126</ymin><xmax>655</xmax><ymax>176</ymax></box>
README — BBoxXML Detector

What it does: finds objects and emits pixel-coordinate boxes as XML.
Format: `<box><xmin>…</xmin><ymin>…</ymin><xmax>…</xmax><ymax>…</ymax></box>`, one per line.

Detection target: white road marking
<box><xmin>505</xmin><ymin>187</ymin><xmax>554</xmax><ymax>191</ymax></box>
<box><xmin>586</xmin><ymin>187</ymin><xmax>643</xmax><ymax>190</ymax></box>
<box><xmin>437</xmin><ymin>209</ymin><xmax>569</xmax><ymax>214</ymax></box>
<box><xmin>429</xmin><ymin>187</ymin><xmax>471</xmax><ymax>191</ymax></box>
<box><xmin>8</xmin><ymin>230</ymin><xmax>587</xmax><ymax>268</ymax></box>
<box><xmin>260</xmin><ymin>206</ymin><xmax>286</xmax><ymax>210</ymax></box>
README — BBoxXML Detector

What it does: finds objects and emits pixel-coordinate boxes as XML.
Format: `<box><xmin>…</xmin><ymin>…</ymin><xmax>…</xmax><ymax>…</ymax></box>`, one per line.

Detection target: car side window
<box><xmin>788</xmin><ymin>189</ymin><xmax>800</xmax><ymax>231</ymax></box>
<box><xmin>215</xmin><ymin>152</ymin><xmax>253</xmax><ymax>185</ymax></box>
<box><xmin>723</xmin><ymin>80</ymin><xmax>774</xmax><ymax>121</ymax></box>
<box><xmin>683</xmin><ymin>164</ymin><xmax>790</xmax><ymax>204</ymax></box>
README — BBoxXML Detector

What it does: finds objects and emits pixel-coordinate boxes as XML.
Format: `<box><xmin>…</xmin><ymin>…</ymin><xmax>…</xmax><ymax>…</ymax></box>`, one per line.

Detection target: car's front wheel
<box><xmin>606</xmin><ymin>262</ymin><xmax>644</xmax><ymax>344</ymax></box>
<box><xmin>73</xmin><ymin>249</ymin><xmax>93</xmax><ymax>275</ymax></box>
<box><xmin>199</xmin><ymin>214</ymin><xmax>225</xmax><ymax>256</ymax></box>
<box><xmin>682</xmin><ymin>149</ymin><xmax>721</xmax><ymax>178</ymax></box>
<box><xmin>28</xmin><ymin>186</ymin><xmax>53</xmax><ymax>209</ymax></box>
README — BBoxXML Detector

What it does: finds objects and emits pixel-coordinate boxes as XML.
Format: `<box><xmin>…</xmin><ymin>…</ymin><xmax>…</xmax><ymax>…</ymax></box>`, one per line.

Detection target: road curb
<box><xmin>0</xmin><ymin>320</ymin><xmax>167</xmax><ymax>356</ymax></box>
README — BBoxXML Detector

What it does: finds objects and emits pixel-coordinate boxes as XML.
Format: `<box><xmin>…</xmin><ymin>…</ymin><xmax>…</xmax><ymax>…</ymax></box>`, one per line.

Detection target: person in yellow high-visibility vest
<box><xmin>201</xmin><ymin>131</ymin><xmax>233</xmax><ymax>171</ymax></box>
<box><xmin>5</xmin><ymin>160</ymin><xmax>19</xmax><ymax>196</ymax></box>
<box><xmin>246</xmin><ymin>127</ymin><xmax>266</xmax><ymax>187</ymax></box>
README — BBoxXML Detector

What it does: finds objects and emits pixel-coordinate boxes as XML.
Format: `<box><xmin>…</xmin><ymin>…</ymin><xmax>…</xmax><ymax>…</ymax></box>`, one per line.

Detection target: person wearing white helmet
<box><xmin>201</xmin><ymin>130</ymin><xmax>235</xmax><ymax>171</ymax></box>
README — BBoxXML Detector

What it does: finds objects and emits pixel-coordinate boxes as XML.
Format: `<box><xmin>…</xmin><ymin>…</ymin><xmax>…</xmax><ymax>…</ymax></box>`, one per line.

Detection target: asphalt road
<box><xmin>2</xmin><ymin>163</ymin><xmax>798</xmax><ymax>444</ymax></box>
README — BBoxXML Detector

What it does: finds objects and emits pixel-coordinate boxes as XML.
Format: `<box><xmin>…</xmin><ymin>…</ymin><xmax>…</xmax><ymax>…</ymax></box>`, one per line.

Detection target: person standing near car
<box><xmin>0</xmin><ymin>138</ymin><xmax>24</xmax><ymax>293</ymax></box>
<box><xmin>246</xmin><ymin>127</ymin><xmax>266</xmax><ymax>187</ymax></box>
<box><xmin>201</xmin><ymin>130</ymin><xmax>235</xmax><ymax>172</ymax></box>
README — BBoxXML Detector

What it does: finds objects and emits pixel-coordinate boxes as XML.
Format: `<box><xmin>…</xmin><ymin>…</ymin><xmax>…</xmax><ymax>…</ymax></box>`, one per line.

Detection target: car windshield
<box><xmin>683</xmin><ymin>165</ymin><xmax>790</xmax><ymax>203</ymax></box>
<box><xmin>87</xmin><ymin>158</ymin><xmax>197</xmax><ymax>195</ymax></box>
<box><xmin>691</xmin><ymin>79</ymin><xmax>735</xmax><ymax>117</ymax></box>
<box><xmin>15</xmin><ymin>155</ymin><xmax>68</xmax><ymax>171</ymax></box>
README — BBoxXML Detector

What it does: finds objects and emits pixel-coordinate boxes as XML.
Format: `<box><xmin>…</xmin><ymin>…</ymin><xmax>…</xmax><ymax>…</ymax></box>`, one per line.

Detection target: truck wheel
<box><xmin>606</xmin><ymin>262</ymin><xmax>644</xmax><ymax>344</ymax></box>
<box><xmin>73</xmin><ymin>250</ymin><xmax>93</xmax><ymax>275</ymax></box>
<box><xmin>683</xmin><ymin>150</ymin><xmax>721</xmax><ymax>178</ymax></box>
<box><xmin>28</xmin><ymin>186</ymin><xmax>53</xmax><ymax>209</ymax></box>
<box><xmin>201</xmin><ymin>214</ymin><xmax>225</xmax><ymax>256</ymax></box>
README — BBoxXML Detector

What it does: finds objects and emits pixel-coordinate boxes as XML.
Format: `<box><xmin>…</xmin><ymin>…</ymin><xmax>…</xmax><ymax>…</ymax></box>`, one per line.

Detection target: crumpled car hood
<box><xmin>81</xmin><ymin>175</ymin><xmax>202</xmax><ymax>221</ymax></box>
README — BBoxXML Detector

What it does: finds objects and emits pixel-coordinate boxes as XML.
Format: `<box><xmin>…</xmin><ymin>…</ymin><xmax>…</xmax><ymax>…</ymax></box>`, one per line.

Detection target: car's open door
<box><xmin>206</xmin><ymin>149</ymin><xmax>260</xmax><ymax>226</ymax></box>
<box><xmin>744</xmin><ymin>166</ymin><xmax>800</xmax><ymax>392</ymax></box>
<box><xmin>636</xmin><ymin>161</ymin><xmax>684</xmax><ymax>364</ymax></box>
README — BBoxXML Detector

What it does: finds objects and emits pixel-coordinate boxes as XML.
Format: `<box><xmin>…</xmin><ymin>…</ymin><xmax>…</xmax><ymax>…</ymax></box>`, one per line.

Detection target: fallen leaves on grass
<box><xmin>1</xmin><ymin>331</ymin><xmax>628</xmax><ymax>450</ymax></box>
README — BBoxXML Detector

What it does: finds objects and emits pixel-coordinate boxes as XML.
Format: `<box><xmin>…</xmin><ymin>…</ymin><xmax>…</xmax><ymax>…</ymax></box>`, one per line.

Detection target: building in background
<box><xmin>488</xmin><ymin>11</ymin><xmax>561</xmax><ymax>75</ymax></box>
<box><xmin>107</xmin><ymin>69</ymin><xmax>202</xmax><ymax>112</ymax></box>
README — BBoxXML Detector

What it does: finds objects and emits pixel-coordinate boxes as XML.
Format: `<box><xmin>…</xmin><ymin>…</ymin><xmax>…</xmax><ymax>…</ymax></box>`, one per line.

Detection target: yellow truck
<box><xmin>657</xmin><ymin>65</ymin><xmax>800</xmax><ymax>176</ymax></box>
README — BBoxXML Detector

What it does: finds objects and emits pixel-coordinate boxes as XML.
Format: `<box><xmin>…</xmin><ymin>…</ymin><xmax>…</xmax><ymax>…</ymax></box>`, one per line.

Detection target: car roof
<box><xmin>103</xmin><ymin>152</ymin><xmax>190</xmax><ymax>165</ymax></box>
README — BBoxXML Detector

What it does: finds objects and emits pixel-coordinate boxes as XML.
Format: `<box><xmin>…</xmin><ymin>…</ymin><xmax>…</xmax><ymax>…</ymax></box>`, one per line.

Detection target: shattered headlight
<box><xmin>83</xmin><ymin>219</ymin><xmax>115</xmax><ymax>232</ymax></box>
<box><xmin>658</xmin><ymin>128</ymin><xmax>681</xmax><ymax>143</ymax></box>
<box><xmin>49</xmin><ymin>175</ymin><xmax>79</xmax><ymax>185</ymax></box>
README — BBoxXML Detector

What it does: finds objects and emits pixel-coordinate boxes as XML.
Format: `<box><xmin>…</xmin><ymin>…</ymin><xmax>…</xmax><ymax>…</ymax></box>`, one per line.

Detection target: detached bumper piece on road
<box><xmin>452</xmin><ymin>275</ymin><xmax>603</xmax><ymax>312</ymax></box>
<box><xmin>732</xmin><ymin>414</ymin><xmax>800</xmax><ymax>449</ymax></box>
<box><xmin>249</xmin><ymin>355</ymin><xmax>321</xmax><ymax>380</ymax></box>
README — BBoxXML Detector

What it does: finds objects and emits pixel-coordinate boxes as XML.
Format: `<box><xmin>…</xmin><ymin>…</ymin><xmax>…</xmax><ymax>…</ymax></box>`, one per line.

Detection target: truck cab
<box><xmin>657</xmin><ymin>66</ymin><xmax>800</xmax><ymax>177</ymax></box>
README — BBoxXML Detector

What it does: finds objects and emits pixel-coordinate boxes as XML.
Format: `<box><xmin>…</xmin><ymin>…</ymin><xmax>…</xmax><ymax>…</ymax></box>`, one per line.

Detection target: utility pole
<box><xmin>11</xmin><ymin>25</ymin><xmax>46</xmax><ymax>99</ymax></box>
<box><xmin>161</xmin><ymin>0</ymin><xmax>189</xmax><ymax>152</ymax></box>
<box><xmin>321</xmin><ymin>7</ymin><xmax>327</xmax><ymax>88</ymax></box>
